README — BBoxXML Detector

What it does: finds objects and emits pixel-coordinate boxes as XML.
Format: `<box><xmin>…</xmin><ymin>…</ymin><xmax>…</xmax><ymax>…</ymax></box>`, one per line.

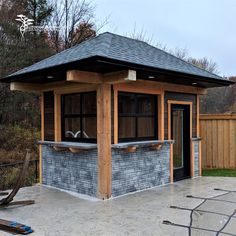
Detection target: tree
<box><xmin>47</xmin><ymin>0</ymin><xmax>102</xmax><ymax>52</ymax></box>
<box><xmin>200</xmin><ymin>77</ymin><xmax>236</xmax><ymax>114</ymax></box>
<box><xmin>0</xmin><ymin>0</ymin><xmax>53</xmax><ymax>127</ymax></box>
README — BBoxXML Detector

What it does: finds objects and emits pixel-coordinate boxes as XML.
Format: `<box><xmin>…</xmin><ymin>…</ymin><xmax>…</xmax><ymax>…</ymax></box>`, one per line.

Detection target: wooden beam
<box><xmin>54</xmin><ymin>93</ymin><xmax>61</xmax><ymax>142</ymax></box>
<box><xmin>10</xmin><ymin>82</ymin><xmax>42</xmax><ymax>92</ymax></box>
<box><xmin>114</xmin><ymin>81</ymin><xmax>162</xmax><ymax>95</ymax></box>
<box><xmin>67</xmin><ymin>70</ymin><xmax>103</xmax><ymax>84</ymax></box>
<box><xmin>10</xmin><ymin>73</ymin><xmax>206</xmax><ymax>95</ymax></box>
<box><xmin>115</xmin><ymin>80</ymin><xmax>207</xmax><ymax>95</ymax></box>
<box><xmin>97</xmin><ymin>83</ymin><xmax>112</xmax><ymax>199</ymax></box>
<box><xmin>103</xmin><ymin>70</ymin><xmax>136</xmax><ymax>84</ymax></box>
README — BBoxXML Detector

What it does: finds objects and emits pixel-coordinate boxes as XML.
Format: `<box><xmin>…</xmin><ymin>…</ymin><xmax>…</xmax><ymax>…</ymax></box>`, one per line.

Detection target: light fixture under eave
<box><xmin>47</xmin><ymin>75</ymin><xmax>54</xmax><ymax>79</ymax></box>
<box><xmin>148</xmin><ymin>76</ymin><xmax>155</xmax><ymax>79</ymax></box>
<box><xmin>192</xmin><ymin>82</ymin><xmax>197</xmax><ymax>85</ymax></box>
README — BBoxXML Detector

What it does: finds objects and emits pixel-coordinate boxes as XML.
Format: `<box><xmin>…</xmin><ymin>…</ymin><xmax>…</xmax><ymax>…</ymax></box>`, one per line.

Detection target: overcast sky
<box><xmin>95</xmin><ymin>0</ymin><xmax>236</xmax><ymax>77</ymax></box>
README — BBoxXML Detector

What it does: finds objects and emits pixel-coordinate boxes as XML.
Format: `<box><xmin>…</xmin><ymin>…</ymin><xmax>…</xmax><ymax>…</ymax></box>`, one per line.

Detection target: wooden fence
<box><xmin>200</xmin><ymin>114</ymin><xmax>236</xmax><ymax>169</ymax></box>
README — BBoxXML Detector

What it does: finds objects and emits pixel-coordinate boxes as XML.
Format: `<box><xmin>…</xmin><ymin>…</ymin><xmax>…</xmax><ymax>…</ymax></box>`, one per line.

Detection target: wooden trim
<box><xmin>97</xmin><ymin>83</ymin><xmax>112</xmax><ymax>199</ymax></box>
<box><xmin>113</xmin><ymin>84</ymin><xmax>163</xmax><ymax>143</ymax></box>
<box><xmin>200</xmin><ymin>114</ymin><xmax>236</xmax><ymax>120</ymax></box>
<box><xmin>54</xmin><ymin>84</ymin><xmax>98</xmax><ymax>95</ymax></box>
<box><xmin>54</xmin><ymin>93</ymin><xmax>61</xmax><ymax>142</ymax></box>
<box><xmin>158</xmin><ymin>93</ymin><xmax>165</xmax><ymax>140</ymax></box>
<box><xmin>114</xmin><ymin>82</ymin><xmax>163</xmax><ymax>95</ymax></box>
<box><xmin>113</xmin><ymin>88</ymin><xmax>118</xmax><ymax>144</ymax></box>
<box><xmin>67</xmin><ymin>70</ymin><xmax>103</xmax><ymax>84</ymax></box>
<box><xmin>168</xmin><ymin>100</ymin><xmax>193</xmax><ymax>181</ymax></box>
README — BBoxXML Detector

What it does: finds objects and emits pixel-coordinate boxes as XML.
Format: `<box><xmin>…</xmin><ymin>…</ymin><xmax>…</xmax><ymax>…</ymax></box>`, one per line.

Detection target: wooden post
<box><xmin>97</xmin><ymin>83</ymin><xmax>112</xmax><ymax>199</ymax></box>
<box><xmin>39</xmin><ymin>93</ymin><xmax>44</xmax><ymax>184</ymax></box>
<box><xmin>113</xmin><ymin>88</ymin><xmax>118</xmax><ymax>144</ymax></box>
<box><xmin>158</xmin><ymin>93</ymin><xmax>165</xmax><ymax>140</ymax></box>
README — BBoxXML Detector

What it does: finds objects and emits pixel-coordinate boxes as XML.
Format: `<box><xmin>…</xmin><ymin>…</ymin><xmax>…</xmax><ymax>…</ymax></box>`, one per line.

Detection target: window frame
<box><xmin>118</xmin><ymin>92</ymin><xmax>158</xmax><ymax>142</ymax></box>
<box><xmin>61</xmin><ymin>91</ymin><xmax>97</xmax><ymax>143</ymax></box>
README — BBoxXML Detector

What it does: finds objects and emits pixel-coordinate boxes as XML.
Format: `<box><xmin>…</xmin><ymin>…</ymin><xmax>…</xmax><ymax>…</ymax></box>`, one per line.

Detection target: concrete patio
<box><xmin>1</xmin><ymin>177</ymin><xmax>236</xmax><ymax>236</ymax></box>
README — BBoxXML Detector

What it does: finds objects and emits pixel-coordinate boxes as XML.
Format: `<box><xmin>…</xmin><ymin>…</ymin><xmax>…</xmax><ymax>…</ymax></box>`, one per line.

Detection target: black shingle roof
<box><xmin>5</xmin><ymin>32</ymin><xmax>225</xmax><ymax>80</ymax></box>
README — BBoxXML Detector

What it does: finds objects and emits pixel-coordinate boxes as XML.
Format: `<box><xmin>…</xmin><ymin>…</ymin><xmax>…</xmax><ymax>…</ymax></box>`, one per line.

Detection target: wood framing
<box><xmin>97</xmin><ymin>83</ymin><xmax>112</xmax><ymax>199</ymax></box>
<box><xmin>103</xmin><ymin>70</ymin><xmax>136</xmax><ymax>84</ymax></box>
<box><xmin>10</xmin><ymin>82</ymin><xmax>42</xmax><ymax>92</ymax></box>
<box><xmin>158</xmin><ymin>93</ymin><xmax>165</xmax><ymax>140</ymax></box>
<box><xmin>10</xmin><ymin>81</ymin><xmax>98</xmax><ymax>93</ymax></box>
<box><xmin>10</xmin><ymin>75</ymin><xmax>206</xmax><ymax>95</ymax></box>
<box><xmin>113</xmin><ymin>88</ymin><xmax>118</xmax><ymax>144</ymax></box>
<box><xmin>67</xmin><ymin>70</ymin><xmax>103</xmax><ymax>84</ymax></box>
<box><xmin>167</xmin><ymin>100</ymin><xmax>193</xmax><ymax>182</ymax></box>
<box><xmin>113</xmin><ymin>83</ymin><xmax>164</xmax><ymax>144</ymax></box>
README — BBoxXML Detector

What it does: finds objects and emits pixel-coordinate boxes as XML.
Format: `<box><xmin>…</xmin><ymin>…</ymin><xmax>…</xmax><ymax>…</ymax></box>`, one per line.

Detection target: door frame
<box><xmin>168</xmin><ymin>100</ymin><xmax>194</xmax><ymax>183</ymax></box>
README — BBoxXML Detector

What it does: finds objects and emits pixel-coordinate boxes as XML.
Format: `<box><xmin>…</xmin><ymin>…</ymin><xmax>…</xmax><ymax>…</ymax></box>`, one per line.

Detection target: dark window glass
<box><xmin>118</xmin><ymin>92</ymin><xmax>157</xmax><ymax>142</ymax></box>
<box><xmin>118</xmin><ymin>117</ymin><xmax>136</xmax><ymax>138</ymax></box>
<box><xmin>82</xmin><ymin>93</ymin><xmax>97</xmax><ymax>114</ymax></box>
<box><xmin>62</xmin><ymin>92</ymin><xmax>96</xmax><ymax>142</ymax></box>
<box><xmin>44</xmin><ymin>91</ymin><xmax>54</xmax><ymax>141</ymax></box>
<box><xmin>64</xmin><ymin>94</ymin><xmax>80</xmax><ymax>115</ymax></box>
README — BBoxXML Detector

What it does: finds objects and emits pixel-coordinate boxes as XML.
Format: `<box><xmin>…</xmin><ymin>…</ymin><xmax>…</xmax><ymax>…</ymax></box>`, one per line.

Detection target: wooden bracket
<box><xmin>149</xmin><ymin>143</ymin><xmax>163</xmax><ymax>151</ymax></box>
<box><xmin>124</xmin><ymin>146</ymin><xmax>137</xmax><ymax>153</ymax></box>
<box><xmin>53</xmin><ymin>146</ymin><xmax>67</xmax><ymax>152</ymax></box>
<box><xmin>69</xmin><ymin>147</ymin><xmax>83</xmax><ymax>153</ymax></box>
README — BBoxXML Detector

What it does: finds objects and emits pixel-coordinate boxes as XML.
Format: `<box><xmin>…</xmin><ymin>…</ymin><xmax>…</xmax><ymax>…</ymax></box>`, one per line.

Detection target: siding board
<box><xmin>200</xmin><ymin>115</ymin><xmax>236</xmax><ymax>169</ymax></box>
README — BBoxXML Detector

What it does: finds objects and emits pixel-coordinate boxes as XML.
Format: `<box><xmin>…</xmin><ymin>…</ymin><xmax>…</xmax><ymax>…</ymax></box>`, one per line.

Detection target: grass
<box><xmin>202</xmin><ymin>169</ymin><xmax>236</xmax><ymax>177</ymax></box>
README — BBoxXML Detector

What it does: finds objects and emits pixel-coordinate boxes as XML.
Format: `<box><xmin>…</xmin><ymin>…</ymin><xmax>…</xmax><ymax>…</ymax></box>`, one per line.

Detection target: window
<box><xmin>44</xmin><ymin>91</ymin><xmax>54</xmax><ymax>141</ymax></box>
<box><xmin>61</xmin><ymin>92</ymin><xmax>97</xmax><ymax>142</ymax></box>
<box><xmin>118</xmin><ymin>92</ymin><xmax>157</xmax><ymax>142</ymax></box>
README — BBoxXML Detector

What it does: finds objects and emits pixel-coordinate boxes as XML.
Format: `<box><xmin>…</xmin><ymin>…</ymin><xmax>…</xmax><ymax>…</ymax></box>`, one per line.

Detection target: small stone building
<box><xmin>1</xmin><ymin>32</ymin><xmax>232</xmax><ymax>199</ymax></box>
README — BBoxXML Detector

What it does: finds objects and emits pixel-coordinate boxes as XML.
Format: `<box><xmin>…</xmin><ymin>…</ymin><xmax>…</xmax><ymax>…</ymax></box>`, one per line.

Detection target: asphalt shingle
<box><xmin>6</xmin><ymin>32</ymin><xmax>223</xmax><ymax>80</ymax></box>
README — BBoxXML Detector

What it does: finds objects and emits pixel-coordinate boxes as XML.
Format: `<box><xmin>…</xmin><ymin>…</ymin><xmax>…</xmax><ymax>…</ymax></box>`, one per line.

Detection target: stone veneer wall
<box><xmin>111</xmin><ymin>143</ymin><xmax>171</xmax><ymax>197</ymax></box>
<box><xmin>42</xmin><ymin>145</ymin><xmax>98</xmax><ymax>197</ymax></box>
<box><xmin>193</xmin><ymin>141</ymin><xmax>200</xmax><ymax>177</ymax></box>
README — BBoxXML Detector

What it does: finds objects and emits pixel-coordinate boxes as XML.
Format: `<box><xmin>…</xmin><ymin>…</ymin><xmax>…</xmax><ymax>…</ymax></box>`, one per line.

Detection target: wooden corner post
<box><xmin>97</xmin><ymin>83</ymin><xmax>112</xmax><ymax>199</ymax></box>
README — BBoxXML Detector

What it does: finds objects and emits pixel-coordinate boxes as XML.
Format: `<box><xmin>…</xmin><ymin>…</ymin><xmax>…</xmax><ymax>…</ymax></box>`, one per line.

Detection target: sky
<box><xmin>95</xmin><ymin>0</ymin><xmax>236</xmax><ymax>77</ymax></box>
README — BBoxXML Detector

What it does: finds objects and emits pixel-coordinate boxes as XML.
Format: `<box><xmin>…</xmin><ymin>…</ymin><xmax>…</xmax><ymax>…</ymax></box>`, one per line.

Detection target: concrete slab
<box><xmin>0</xmin><ymin>177</ymin><xmax>236</xmax><ymax>236</ymax></box>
